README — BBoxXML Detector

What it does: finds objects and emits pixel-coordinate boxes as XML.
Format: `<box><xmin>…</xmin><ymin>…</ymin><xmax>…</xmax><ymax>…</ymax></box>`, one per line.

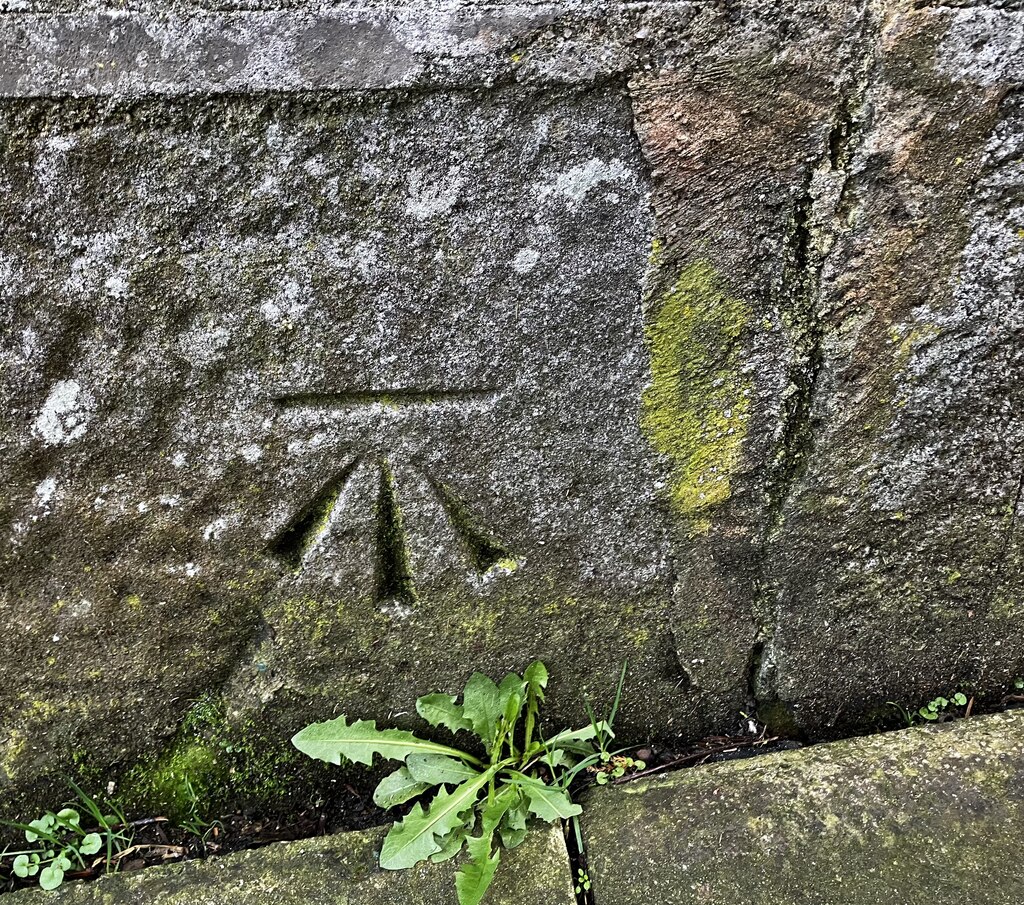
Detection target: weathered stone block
<box><xmin>0</xmin><ymin>0</ymin><xmax>1022</xmax><ymax>818</ymax></box>
<box><xmin>13</xmin><ymin>822</ymin><xmax>575</xmax><ymax>905</ymax></box>
<box><xmin>582</xmin><ymin>711</ymin><xmax>1024</xmax><ymax>905</ymax></box>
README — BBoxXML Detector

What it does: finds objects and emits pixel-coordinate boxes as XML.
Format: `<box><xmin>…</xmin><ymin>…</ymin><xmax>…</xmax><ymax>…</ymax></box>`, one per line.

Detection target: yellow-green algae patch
<box><xmin>642</xmin><ymin>260</ymin><xmax>752</xmax><ymax>522</ymax></box>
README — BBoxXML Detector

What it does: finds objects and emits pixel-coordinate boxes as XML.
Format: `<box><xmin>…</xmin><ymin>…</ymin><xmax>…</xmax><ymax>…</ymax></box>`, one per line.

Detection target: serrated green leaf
<box><xmin>542</xmin><ymin>748</ymin><xmax>575</xmax><ymax>770</ymax></box>
<box><xmin>522</xmin><ymin>661</ymin><xmax>548</xmax><ymax>753</ymax></box>
<box><xmin>510</xmin><ymin>774</ymin><xmax>582</xmax><ymax>821</ymax></box>
<box><xmin>455</xmin><ymin>788</ymin><xmax>517</xmax><ymax>905</ymax></box>
<box><xmin>379</xmin><ymin>768</ymin><xmax>496</xmax><ymax>870</ymax></box>
<box><xmin>498</xmin><ymin>821</ymin><xmax>528</xmax><ymax>850</ymax></box>
<box><xmin>502</xmin><ymin>692</ymin><xmax>522</xmax><ymax>728</ymax></box>
<box><xmin>523</xmin><ymin>661</ymin><xmax>548</xmax><ymax>699</ymax></box>
<box><xmin>495</xmin><ymin>673</ymin><xmax>527</xmax><ymax>753</ymax></box>
<box><xmin>406</xmin><ymin>754</ymin><xmax>481</xmax><ymax>787</ymax></box>
<box><xmin>79</xmin><ymin>833</ymin><xmax>103</xmax><ymax>856</ymax></box>
<box><xmin>546</xmin><ymin>723</ymin><xmax>609</xmax><ymax>755</ymax></box>
<box><xmin>497</xmin><ymin>674</ymin><xmax>526</xmax><ymax>728</ymax></box>
<box><xmin>498</xmin><ymin>790</ymin><xmax>530</xmax><ymax>850</ymax></box>
<box><xmin>417</xmin><ymin>693</ymin><xmax>473</xmax><ymax>735</ymax></box>
<box><xmin>456</xmin><ymin>832</ymin><xmax>501</xmax><ymax>905</ymax></box>
<box><xmin>291</xmin><ymin>716</ymin><xmax>482</xmax><ymax>768</ymax></box>
<box><xmin>429</xmin><ymin>821</ymin><xmax>473</xmax><ymax>864</ymax></box>
<box><xmin>374</xmin><ymin>767</ymin><xmax>431</xmax><ymax>809</ymax></box>
<box><xmin>462</xmin><ymin>673</ymin><xmax>503</xmax><ymax>743</ymax></box>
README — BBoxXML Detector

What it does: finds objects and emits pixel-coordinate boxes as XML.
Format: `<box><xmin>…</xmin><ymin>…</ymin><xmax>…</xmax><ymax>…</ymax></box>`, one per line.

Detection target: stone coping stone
<box><xmin>13</xmin><ymin>822</ymin><xmax>576</xmax><ymax>904</ymax></box>
<box><xmin>582</xmin><ymin>711</ymin><xmax>1024</xmax><ymax>905</ymax></box>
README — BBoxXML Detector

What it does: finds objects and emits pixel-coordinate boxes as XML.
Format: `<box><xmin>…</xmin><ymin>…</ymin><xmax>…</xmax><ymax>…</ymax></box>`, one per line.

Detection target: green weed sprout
<box><xmin>1</xmin><ymin>781</ymin><xmax>132</xmax><ymax>890</ymax></box>
<box><xmin>292</xmin><ymin>661</ymin><xmax>634</xmax><ymax>905</ymax></box>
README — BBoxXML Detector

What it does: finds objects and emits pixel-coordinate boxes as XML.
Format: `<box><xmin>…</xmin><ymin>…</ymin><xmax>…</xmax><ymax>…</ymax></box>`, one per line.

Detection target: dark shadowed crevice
<box><xmin>268</xmin><ymin>458</ymin><xmax>360</xmax><ymax>571</ymax></box>
<box><xmin>744</xmin><ymin>636</ymin><xmax>767</xmax><ymax>711</ymax></box>
<box><xmin>763</xmin><ymin>177</ymin><xmax>826</xmax><ymax>538</ymax></box>
<box><xmin>563</xmin><ymin>818</ymin><xmax>594</xmax><ymax>905</ymax></box>
<box><xmin>375</xmin><ymin>458</ymin><xmax>418</xmax><ymax>609</ymax></box>
<box><xmin>421</xmin><ymin>468</ymin><xmax>516</xmax><ymax>577</ymax></box>
<box><xmin>753</xmin><ymin>74</ymin><xmax>871</xmax><ymax>707</ymax></box>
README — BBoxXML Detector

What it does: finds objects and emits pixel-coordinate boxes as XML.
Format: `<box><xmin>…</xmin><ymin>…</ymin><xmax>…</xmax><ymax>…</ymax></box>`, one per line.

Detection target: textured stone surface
<box><xmin>0</xmin><ymin>81</ymin><xmax>680</xmax><ymax>815</ymax></box>
<box><xmin>1</xmin><ymin>0</ymin><xmax>1023</xmax><ymax>820</ymax></box>
<box><xmin>14</xmin><ymin>822</ymin><xmax>575</xmax><ymax>904</ymax></box>
<box><xmin>583</xmin><ymin>711</ymin><xmax>1024</xmax><ymax>905</ymax></box>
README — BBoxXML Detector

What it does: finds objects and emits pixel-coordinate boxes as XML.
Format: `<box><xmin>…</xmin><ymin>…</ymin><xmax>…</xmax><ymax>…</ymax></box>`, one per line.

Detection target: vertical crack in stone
<box><xmin>268</xmin><ymin>458</ymin><xmax>360</xmax><ymax>571</ymax></box>
<box><xmin>421</xmin><ymin>469</ymin><xmax>517</xmax><ymax>578</ymax></box>
<box><xmin>764</xmin><ymin>177</ymin><xmax>826</xmax><ymax>537</ymax></box>
<box><xmin>764</xmin><ymin>2</ymin><xmax>873</xmax><ymax>541</ymax></box>
<box><xmin>744</xmin><ymin>635</ymin><xmax>768</xmax><ymax>710</ymax></box>
<box><xmin>375</xmin><ymin>458</ymin><xmax>418</xmax><ymax>611</ymax></box>
<box><xmin>753</xmin><ymin>29</ymin><xmax>874</xmax><ymax>706</ymax></box>
<box><xmin>828</xmin><ymin>98</ymin><xmax>858</xmax><ymax>170</ymax></box>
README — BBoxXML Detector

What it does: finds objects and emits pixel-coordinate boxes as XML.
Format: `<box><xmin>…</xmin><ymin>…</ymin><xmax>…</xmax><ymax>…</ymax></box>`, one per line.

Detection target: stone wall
<box><xmin>1</xmin><ymin>0</ymin><xmax>1022</xmax><ymax>817</ymax></box>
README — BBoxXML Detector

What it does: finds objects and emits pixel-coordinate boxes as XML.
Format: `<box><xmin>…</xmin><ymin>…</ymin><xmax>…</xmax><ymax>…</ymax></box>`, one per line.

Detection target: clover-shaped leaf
<box><xmin>39</xmin><ymin>863</ymin><xmax>65</xmax><ymax>891</ymax></box>
<box><xmin>56</xmin><ymin>808</ymin><xmax>80</xmax><ymax>829</ymax></box>
<box><xmin>80</xmin><ymin>833</ymin><xmax>103</xmax><ymax>856</ymax></box>
<box><xmin>25</xmin><ymin>814</ymin><xmax>56</xmax><ymax>843</ymax></box>
<box><xmin>12</xmin><ymin>854</ymin><xmax>38</xmax><ymax>878</ymax></box>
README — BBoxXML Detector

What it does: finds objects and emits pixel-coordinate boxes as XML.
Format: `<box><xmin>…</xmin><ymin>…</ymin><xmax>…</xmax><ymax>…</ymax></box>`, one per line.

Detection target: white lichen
<box><xmin>536</xmin><ymin>157</ymin><xmax>632</xmax><ymax>208</ymax></box>
<box><xmin>34</xmin><ymin>477</ymin><xmax>57</xmax><ymax>508</ymax></box>
<box><xmin>32</xmin><ymin>379</ymin><xmax>92</xmax><ymax>446</ymax></box>
<box><xmin>512</xmin><ymin>248</ymin><xmax>541</xmax><ymax>274</ymax></box>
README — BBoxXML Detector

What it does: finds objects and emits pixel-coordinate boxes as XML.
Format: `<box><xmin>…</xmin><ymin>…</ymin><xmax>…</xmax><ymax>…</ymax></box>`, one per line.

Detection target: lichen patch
<box><xmin>32</xmin><ymin>379</ymin><xmax>92</xmax><ymax>446</ymax></box>
<box><xmin>641</xmin><ymin>261</ymin><xmax>752</xmax><ymax>523</ymax></box>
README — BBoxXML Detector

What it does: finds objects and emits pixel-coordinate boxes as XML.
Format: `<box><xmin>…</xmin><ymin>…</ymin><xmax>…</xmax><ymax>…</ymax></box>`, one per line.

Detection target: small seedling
<box><xmin>1</xmin><ymin>781</ymin><xmax>132</xmax><ymax>890</ymax></box>
<box><xmin>888</xmin><ymin>691</ymin><xmax>970</xmax><ymax>727</ymax></box>
<box><xmin>177</xmin><ymin>777</ymin><xmax>223</xmax><ymax>845</ymax></box>
<box><xmin>574</xmin><ymin>867</ymin><xmax>592</xmax><ymax>895</ymax></box>
<box><xmin>919</xmin><ymin>692</ymin><xmax>968</xmax><ymax>722</ymax></box>
<box><xmin>885</xmin><ymin>701</ymin><xmax>915</xmax><ymax>728</ymax></box>
<box><xmin>592</xmin><ymin>754</ymin><xmax>645</xmax><ymax>785</ymax></box>
<box><xmin>292</xmin><ymin>661</ymin><xmax>631</xmax><ymax>905</ymax></box>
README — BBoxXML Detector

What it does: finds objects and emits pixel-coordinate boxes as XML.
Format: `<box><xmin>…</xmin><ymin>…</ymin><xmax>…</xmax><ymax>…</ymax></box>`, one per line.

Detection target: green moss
<box><xmin>756</xmin><ymin>699</ymin><xmax>799</xmax><ymax>737</ymax></box>
<box><xmin>139</xmin><ymin>741</ymin><xmax>225</xmax><ymax>820</ymax></box>
<box><xmin>272</xmin><ymin>594</ymin><xmax>337</xmax><ymax>643</ymax></box>
<box><xmin>642</xmin><ymin>261</ymin><xmax>752</xmax><ymax>523</ymax></box>
<box><xmin>1</xmin><ymin>730</ymin><xmax>27</xmax><ymax>781</ymax></box>
<box><xmin>121</xmin><ymin>695</ymin><xmax>298</xmax><ymax>822</ymax></box>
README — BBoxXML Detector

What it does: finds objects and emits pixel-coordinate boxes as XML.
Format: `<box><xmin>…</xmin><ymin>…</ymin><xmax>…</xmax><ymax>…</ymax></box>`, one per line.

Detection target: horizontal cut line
<box><xmin>274</xmin><ymin>389</ymin><xmax>500</xmax><ymax>410</ymax></box>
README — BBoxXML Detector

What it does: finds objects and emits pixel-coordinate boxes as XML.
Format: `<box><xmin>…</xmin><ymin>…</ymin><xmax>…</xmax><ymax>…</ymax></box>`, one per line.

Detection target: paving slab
<box><xmin>12</xmin><ymin>822</ymin><xmax>575</xmax><ymax>905</ymax></box>
<box><xmin>582</xmin><ymin>711</ymin><xmax>1024</xmax><ymax>905</ymax></box>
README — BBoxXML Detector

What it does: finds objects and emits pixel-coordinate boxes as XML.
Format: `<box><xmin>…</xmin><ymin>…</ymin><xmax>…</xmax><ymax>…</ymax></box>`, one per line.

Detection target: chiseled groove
<box><xmin>420</xmin><ymin>467</ymin><xmax>515</xmax><ymax>576</ymax></box>
<box><xmin>267</xmin><ymin>458</ymin><xmax>360</xmax><ymax>571</ymax></box>
<box><xmin>274</xmin><ymin>389</ymin><xmax>500</xmax><ymax>410</ymax></box>
<box><xmin>375</xmin><ymin>458</ymin><xmax>418</xmax><ymax>608</ymax></box>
